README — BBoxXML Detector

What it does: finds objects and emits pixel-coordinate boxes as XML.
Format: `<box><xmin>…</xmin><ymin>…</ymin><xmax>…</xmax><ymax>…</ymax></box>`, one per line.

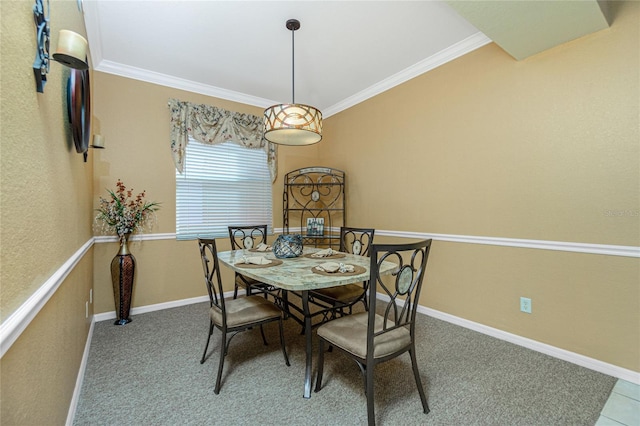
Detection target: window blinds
<box><xmin>176</xmin><ymin>139</ymin><xmax>273</xmax><ymax>240</ymax></box>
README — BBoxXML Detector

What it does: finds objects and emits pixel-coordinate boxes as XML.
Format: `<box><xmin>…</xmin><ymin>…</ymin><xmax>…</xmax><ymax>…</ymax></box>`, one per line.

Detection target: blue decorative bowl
<box><xmin>273</xmin><ymin>234</ymin><xmax>303</xmax><ymax>259</ymax></box>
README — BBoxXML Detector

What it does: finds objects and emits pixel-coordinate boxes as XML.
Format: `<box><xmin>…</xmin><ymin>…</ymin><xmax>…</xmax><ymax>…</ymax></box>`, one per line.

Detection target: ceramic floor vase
<box><xmin>111</xmin><ymin>233</ymin><xmax>135</xmax><ymax>325</ymax></box>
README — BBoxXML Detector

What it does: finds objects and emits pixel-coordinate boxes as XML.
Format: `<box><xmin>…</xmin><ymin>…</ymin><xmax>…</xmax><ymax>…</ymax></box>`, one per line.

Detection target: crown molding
<box><xmin>322</xmin><ymin>32</ymin><xmax>491</xmax><ymax>117</ymax></box>
<box><xmin>94</xmin><ymin>60</ymin><xmax>276</xmax><ymax>108</ymax></box>
<box><xmin>88</xmin><ymin>29</ymin><xmax>490</xmax><ymax>119</ymax></box>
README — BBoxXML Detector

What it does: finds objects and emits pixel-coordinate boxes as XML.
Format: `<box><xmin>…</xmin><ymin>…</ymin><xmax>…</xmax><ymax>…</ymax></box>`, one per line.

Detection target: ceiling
<box><xmin>81</xmin><ymin>1</ymin><xmax>610</xmax><ymax>119</ymax></box>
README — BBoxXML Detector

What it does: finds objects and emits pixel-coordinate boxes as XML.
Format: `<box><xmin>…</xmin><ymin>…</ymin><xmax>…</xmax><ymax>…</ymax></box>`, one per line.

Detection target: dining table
<box><xmin>216</xmin><ymin>246</ymin><xmax>397</xmax><ymax>398</ymax></box>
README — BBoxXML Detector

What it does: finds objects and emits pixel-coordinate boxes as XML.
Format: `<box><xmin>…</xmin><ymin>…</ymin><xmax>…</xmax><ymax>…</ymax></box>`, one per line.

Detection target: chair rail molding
<box><xmin>4</xmin><ymin>230</ymin><xmax>635</xmax><ymax>357</ymax></box>
<box><xmin>0</xmin><ymin>238</ymin><xmax>94</xmax><ymax>358</ymax></box>
<box><xmin>280</xmin><ymin>227</ymin><xmax>639</xmax><ymax>258</ymax></box>
<box><xmin>93</xmin><ymin>232</ymin><xmax>177</xmax><ymax>243</ymax></box>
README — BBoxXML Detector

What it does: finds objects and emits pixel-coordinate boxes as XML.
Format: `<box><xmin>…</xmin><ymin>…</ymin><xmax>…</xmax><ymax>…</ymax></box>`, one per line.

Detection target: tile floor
<box><xmin>596</xmin><ymin>380</ymin><xmax>640</xmax><ymax>425</ymax></box>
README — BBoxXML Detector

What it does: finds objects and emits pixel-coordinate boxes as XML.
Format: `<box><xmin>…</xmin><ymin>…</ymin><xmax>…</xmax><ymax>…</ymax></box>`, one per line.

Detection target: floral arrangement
<box><xmin>95</xmin><ymin>180</ymin><xmax>160</xmax><ymax>242</ymax></box>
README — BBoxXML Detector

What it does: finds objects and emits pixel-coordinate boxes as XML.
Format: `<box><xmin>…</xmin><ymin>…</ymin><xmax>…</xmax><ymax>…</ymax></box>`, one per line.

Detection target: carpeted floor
<box><xmin>73</xmin><ymin>302</ymin><xmax>615</xmax><ymax>425</ymax></box>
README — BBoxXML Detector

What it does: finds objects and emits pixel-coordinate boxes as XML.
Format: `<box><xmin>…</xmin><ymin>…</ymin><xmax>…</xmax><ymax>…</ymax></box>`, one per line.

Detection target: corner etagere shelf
<box><xmin>283</xmin><ymin>167</ymin><xmax>345</xmax><ymax>249</ymax></box>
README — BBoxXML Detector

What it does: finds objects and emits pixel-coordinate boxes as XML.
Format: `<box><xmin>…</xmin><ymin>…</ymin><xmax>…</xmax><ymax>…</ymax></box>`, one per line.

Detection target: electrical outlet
<box><xmin>520</xmin><ymin>297</ymin><xmax>532</xmax><ymax>314</ymax></box>
<box><xmin>85</xmin><ymin>301</ymin><xmax>89</xmax><ymax>318</ymax></box>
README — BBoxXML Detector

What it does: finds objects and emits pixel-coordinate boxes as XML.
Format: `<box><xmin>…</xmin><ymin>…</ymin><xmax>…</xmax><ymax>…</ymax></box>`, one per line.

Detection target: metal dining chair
<box><xmin>309</xmin><ymin>227</ymin><xmax>375</xmax><ymax>316</ymax></box>
<box><xmin>198</xmin><ymin>238</ymin><xmax>290</xmax><ymax>394</ymax></box>
<box><xmin>228</xmin><ymin>225</ymin><xmax>278</xmax><ymax>300</ymax></box>
<box><xmin>314</xmin><ymin>239</ymin><xmax>433</xmax><ymax>426</ymax></box>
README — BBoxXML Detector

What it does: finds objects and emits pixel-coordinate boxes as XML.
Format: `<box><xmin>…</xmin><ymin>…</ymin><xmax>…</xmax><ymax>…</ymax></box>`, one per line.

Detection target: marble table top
<box><xmin>217</xmin><ymin>247</ymin><xmax>397</xmax><ymax>291</ymax></box>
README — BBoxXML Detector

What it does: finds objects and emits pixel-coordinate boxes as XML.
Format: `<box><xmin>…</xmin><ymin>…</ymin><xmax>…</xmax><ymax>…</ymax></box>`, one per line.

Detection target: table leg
<box><xmin>281</xmin><ymin>289</ymin><xmax>290</xmax><ymax>319</ymax></box>
<box><xmin>302</xmin><ymin>290</ymin><xmax>313</xmax><ymax>398</ymax></box>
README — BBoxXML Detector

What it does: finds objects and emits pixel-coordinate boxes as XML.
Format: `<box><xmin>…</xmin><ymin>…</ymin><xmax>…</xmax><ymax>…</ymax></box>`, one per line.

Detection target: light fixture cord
<box><xmin>291</xmin><ymin>26</ymin><xmax>295</xmax><ymax>104</ymax></box>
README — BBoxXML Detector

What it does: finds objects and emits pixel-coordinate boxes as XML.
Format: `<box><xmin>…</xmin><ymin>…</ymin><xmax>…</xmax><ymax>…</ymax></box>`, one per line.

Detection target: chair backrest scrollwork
<box><xmin>198</xmin><ymin>238</ymin><xmax>225</xmax><ymax>315</ymax></box>
<box><xmin>228</xmin><ymin>225</ymin><xmax>268</xmax><ymax>250</ymax></box>
<box><xmin>339</xmin><ymin>227</ymin><xmax>375</xmax><ymax>256</ymax></box>
<box><xmin>367</xmin><ymin>239</ymin><xmax>432</xmax><ymax>355</ymax></box>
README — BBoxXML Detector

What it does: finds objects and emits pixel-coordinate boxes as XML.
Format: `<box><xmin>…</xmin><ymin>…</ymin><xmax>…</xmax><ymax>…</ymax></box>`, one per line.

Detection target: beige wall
<box><xmin>320</xmin><ymin>1</ymin><xmax>639</xmax><ymax>370</ymax></box>
<box><xmin>1</xmin><ymin>0</ymin><xmax>93</xmax><ymax>424</ymax></box>
<box><xmin>90</xmin><ymin>73</ymin><xmax>319</xmax><ymax>314</ymax></box>
<box><xmin>1</xmin><ymin>257</ymin><xmax>93</xmax><ymax>425</ymax></box>
<box><xmin>1</xmin><ymin>1</ymin><xmax>638</xmax><ymax>424</ymax></box>
<box><xmin>321</xmin><ymin>14</ymin><xmax>638</xmax><ymax>245</ymax></box>
<box><xmin>90</xmin><ymin>1</ymin><xmax>638</xmax><ymax>372</ymax></box>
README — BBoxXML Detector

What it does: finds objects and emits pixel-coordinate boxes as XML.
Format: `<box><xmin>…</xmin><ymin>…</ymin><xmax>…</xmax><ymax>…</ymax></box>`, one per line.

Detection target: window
<box><xmin>176</xmin><ymin>139</ymin><xmax>273</xmax><ymax>240</ymax></box>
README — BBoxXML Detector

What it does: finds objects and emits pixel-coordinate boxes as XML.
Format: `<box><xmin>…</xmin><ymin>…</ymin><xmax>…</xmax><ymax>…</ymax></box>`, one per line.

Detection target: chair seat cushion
<box><xmin>236</xmin><ymin>275</ymin><xmax>278</xmax><ymax>295</ymax></box>
<box><xmin>235</xmin><ymin>274</ymin><xmax>259</xmax><ymax>287</ymax></box>
<box><xmin>312</xmin><ymin>284</ymin><xmax>365</xmax><ymax>304</ymax></box>
<box><xmin>317</xmin><ymin>312</ymin><xmax>410</xmax><ymax>359</ymax></box>
<box><xmin>210</xmin><ymin>296</ymin><xmax>282</xmax><ymax>328</ymax></box>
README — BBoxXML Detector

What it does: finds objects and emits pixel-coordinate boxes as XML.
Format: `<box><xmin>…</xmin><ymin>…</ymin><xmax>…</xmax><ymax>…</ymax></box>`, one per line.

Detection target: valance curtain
<box><xmin>168</xmin><ymin>98</ymin><xmax>277</xmax><ymax>182</ymax></box>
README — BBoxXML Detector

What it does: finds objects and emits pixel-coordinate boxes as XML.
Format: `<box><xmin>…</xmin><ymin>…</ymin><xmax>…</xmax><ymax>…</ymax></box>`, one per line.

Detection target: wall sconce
<box><xmin>78</xmin><ymin>134</ymin><xmax>106</xmax><ymax>162</ymax></box>
<box><xmin>91</xmin><ymin>134</ymin><xmax>105</xmax><ymax>149</ymax></box>
<box><xmin>33</xmin><ymin>0</ymin><xmax>88</xmax><ymax>93</ymax></box>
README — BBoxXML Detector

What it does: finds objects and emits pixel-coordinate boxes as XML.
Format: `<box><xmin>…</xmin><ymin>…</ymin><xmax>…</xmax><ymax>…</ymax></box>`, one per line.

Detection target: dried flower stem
<box><xmin>94</xmin><ymin>180</ymin><xmax>161</xmax><ymax>242</ymax></box>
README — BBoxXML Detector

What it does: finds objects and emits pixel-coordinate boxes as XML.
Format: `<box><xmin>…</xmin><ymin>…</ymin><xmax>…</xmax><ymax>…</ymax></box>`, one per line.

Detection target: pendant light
<box><xmin>264</xmin><ymin>19</ymin><xmax>322</xmax><ymax>146</ymax></box>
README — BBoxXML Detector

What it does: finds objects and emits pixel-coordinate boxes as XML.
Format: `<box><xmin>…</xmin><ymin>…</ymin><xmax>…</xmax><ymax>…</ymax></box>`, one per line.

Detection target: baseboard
<box><xmin>92</xmin><ymin>292</ymin><xmax>640</xmax><ymax>386</ymax></box>
<box><xmin>5</xmin><ymin>231</ymin><xmax>631</xmax><ymax>422</ymax></box>
<box><xmin>66</xmin><ymin>317</ymin><xmax>95</xmax><ymax>426</ymax></box>
<box><xmin>73</xmin><ymin>295</ymin><xmax>217</xmax><ymax>420</ymax></box>
<box><xmin>373</xmin><ymin>292</ymin><xmax>639</xmax><ymax>385</ymax></box>
<box><xmin>93</xmin><ymin>295</ymin><xmax>212</xmax><ymax>322</ymax></box>
<box><xmin>416</xmin><ymin>305</ymin><xmax>640</xmax><ymax>385</ymax></box>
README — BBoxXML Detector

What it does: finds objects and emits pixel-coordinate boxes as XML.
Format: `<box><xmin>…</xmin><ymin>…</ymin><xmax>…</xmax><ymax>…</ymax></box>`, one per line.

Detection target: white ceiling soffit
<box><xmin>445</xmin><ymin>0</ymin><xmax>611</xmax><ymax>61</ymax></box>
<box><xmin>81</xmin><ymin>1</ymin><xmax>491</xmax><ymax>118</ymax></box>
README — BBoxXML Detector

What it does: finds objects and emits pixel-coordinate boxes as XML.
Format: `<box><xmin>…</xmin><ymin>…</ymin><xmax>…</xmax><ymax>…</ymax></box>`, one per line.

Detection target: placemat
<box><xmin>235</xmin><ymin>259</ymin><xmax>283</xmax><ymax>268</ymax></box>
<box><xmin>248</xmin><ymin>248</ymin><xmax>273</xmax><ymax>253</ymax></box>
<box><xmin>303</xmin><ymin>252</ymin><xmax>346</xmax><ymax>259</ymax></box>
<box><xmin>311</xmin><ymin>264</ymin><xmax>366</xmax><ymax>276</ymax></box>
